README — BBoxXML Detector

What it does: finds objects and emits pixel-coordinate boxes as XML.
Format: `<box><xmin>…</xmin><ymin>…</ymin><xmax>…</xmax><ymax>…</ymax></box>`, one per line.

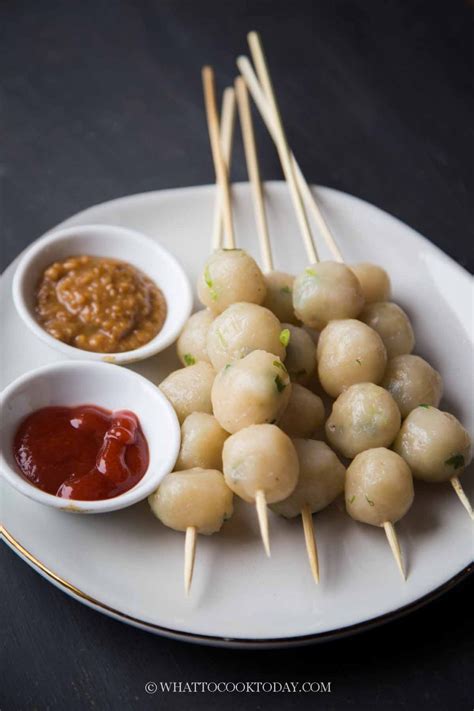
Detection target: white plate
<box><xmin>1</xmin><ymin>182</ymin><xmax>473</xmax><ymax>648</ymax></box>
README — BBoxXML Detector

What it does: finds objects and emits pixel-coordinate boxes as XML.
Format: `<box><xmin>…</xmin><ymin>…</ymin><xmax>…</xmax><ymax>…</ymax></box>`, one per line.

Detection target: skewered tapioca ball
<box><xmin>206</xmin><ymin>302</ymin><xmax>285</xmax><ymax>371</ymax></box>
<box><xmin>359</xmin><ymin>302</ymin><xmax>415</xmax><ymax>359</ymax></box>
<box><xmin>279</xmin><ymin>384</ymin><xmax>325</xmax><ymax>438</ymax></box>
<box><xmin>280</xmin><ymin>323</ymin><xmax>316</xmax><ymax>385</ymax></box>
<box><xmin>271</xmin><ymin>439</ymin><xmax>345</xmax><ymax>518</ymax></box>
<box><xmin>292</xmin><ymin>261</ymin><xmax>365</xmax><ymax>331</ymax></box>
<box><xmin>222</xmin><ymin>424</ymin><xmax>299</xmax><ymax>503</ymax></box>
<box><xmin>176</xmin><ymin>309</ymin><xmax>214</xmax><ymax>366</ymax></box>
<box><xmin>148</xmin><ymin>468</ymin><xmax>233</xmax><ymax>535</ymax></box>
<box><xmin>160</xmin><ymin>361</ymin><xmax>215</xmax><ymax>423</ymax></box>
<box><xmin>350</xmin><ymin>263</ymin><xmax>391</xmax><ymax>304</ymax></box>
<box><xmin>381</xmin><ymin>354</ymin><xmax>443</xmax><ymax>418</ymax></box>
<box><xmin>197</xmin><ymin>248</ymin><xmax>266</xmax><ymax>314</ymax></box>
<box><xmin>175</xmin><ymin>413</ymin><xmax>229</xmax><ymax>471</ymax></box>
<box><xmin>212</xmin><ymin>350</ymin><xmax>291</xmax><ymax>433</ymax></box>
<box><xmin>262</xmin><ymin>271</ymin><xmax>298</xmax><ymax>324</ymax></box>
<box><xmin>393</xmin><ymin>406</ymin><xmax>472</xmax><ymax>483</ymax></box>
<box><xmin>345</xmin><ymin>448</ymin><xmax>414</xmax><ymax>527</ymax></box>
<box><xmin>326</xmin><ymin>383</ymin><xmax>401</xmax><ymax>459</ymax></box>
<box><xmin>316</xmin><ymin>320</ymin><xmax>387</xmax><ymax>398</ymax></box>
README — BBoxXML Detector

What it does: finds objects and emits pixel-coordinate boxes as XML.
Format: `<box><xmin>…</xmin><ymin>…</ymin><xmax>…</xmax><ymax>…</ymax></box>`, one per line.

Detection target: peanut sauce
<box><xmin>35</xmin><ymin>255</ymin><xmax>167</xmax><ymax>353</ymax></box>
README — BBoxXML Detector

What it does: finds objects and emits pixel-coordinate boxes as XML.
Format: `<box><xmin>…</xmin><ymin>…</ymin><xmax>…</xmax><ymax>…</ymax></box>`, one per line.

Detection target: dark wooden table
<box><xmin>2</xmin><ymin>1</ymin><xmax>473</xmax><ymax>709</ymax></box>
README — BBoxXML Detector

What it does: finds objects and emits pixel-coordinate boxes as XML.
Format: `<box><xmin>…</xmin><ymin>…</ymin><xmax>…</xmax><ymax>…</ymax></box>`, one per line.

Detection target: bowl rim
<box><xmin>11</xmin><ymin>223</ymin><xmax>193</xmax><ymax>364</ymax></box>
<box><xmin>0</xmin><ymin>360</ymin><xmax>181</xmax><ymax>513</ymax></box>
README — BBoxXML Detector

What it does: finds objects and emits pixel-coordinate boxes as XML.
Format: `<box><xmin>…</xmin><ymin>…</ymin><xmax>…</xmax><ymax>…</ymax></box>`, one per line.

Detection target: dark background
<box><xmin>1</xmin><ymin>1</ymin><xmax>473</xmax><ymax>709</ymax></box>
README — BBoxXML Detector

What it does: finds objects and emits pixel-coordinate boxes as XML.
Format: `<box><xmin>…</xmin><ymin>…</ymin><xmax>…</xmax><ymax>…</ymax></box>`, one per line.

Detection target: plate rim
<box><xmin>1</xmin><ymin>182</ymin><xmax>472</xmax><ymax>648</ymax></box>
<box><xmin>1</xmin><ymin>181</ymin><xmax>472</xmax><ymax>283</ymax></box>
<box><xmin>54</xmin><ymin>180</ymin><xmax>474</xmax><ymax>281</ymax></box>
<box><xmin>2</xmin><ymin>527</ymin><xmax>472</xmax><ymax>649</ymax></box>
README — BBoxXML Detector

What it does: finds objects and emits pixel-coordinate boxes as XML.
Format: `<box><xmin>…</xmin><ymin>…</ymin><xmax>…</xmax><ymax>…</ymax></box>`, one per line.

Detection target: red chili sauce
<box><xmin>13</xmin><ymin>405</ymin><xmax>149</xmax><ymax>501</ymax></box>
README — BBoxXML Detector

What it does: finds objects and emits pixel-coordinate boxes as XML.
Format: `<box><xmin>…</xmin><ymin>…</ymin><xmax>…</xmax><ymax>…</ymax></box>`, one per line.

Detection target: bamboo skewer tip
<box><xmin>247</xmin><ymin>30</ymin><xmax>260</xmax><ymax>46</ymax></box>
<box><xmin>301</xmin><ymin>504</ymin><xmax>320</xmax><ymax>584</ymax></box>
<box><xmin>255</xmin><ymin>490</ymin><xmax>271</xmax><ymax>557</ymax></box>
<box><xmin>450</xmin><ymin>476</ymin><xmax>474</xmax><ymax>520</ymax></box>
<box><xmin>383</xmin><ymin>521</ymin><xmax>406</xmax><ymax>581</ymax></box>
<box><xmin>184</xmin><ymin>526</ymin><xmax>197</xmax><ymax>595</ymax></box>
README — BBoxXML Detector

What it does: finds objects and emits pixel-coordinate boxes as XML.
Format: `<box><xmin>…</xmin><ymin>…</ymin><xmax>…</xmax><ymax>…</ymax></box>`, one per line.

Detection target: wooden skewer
<box><xmin>212</xmin><ymin>87</ymin><xmax>237</xmax><ymax>251</ymax></box>
<box><xmin>202</xmin><ymin>66</ymin><xmax>236</xmax><ymax>249</ymax></box>
<box><xmin>245</xmin><ymin>32</ymin><xmax>318</xmax><ymax>265</ymax></box>
<box><xmin>235</xmin><ymin>76</ymin><xmax>273</xmax><ymax>272</ymax></box>
<box><xmin>450</xmin><ymin>476</ymin><xmax>474</xmax><ymax>520</ymax></box>
<box><xmin>255</xmin><ymin>489</ymin><xmax>271</xmax><ymax>556</ymax></box>
<box><xmin>301</xmin><ymin>503</ymin><xmax>320</xmax><ymax>584</ymax></box>
<box><xmin>184</xmin><ymin>525</ymin><xmax>197</xmax><ymax>595</ymax></box>
<box><xmin>236</xmin><ymin>54</ymin><xmax>344</xmax><ymax>263</ymax></box>
<box><xmin>292</xmin><ymin>155</ymin><xmax>344</xmax><ymax>263</ymax></box>
<box><xmin>383</xmin><ymin>521</ymin><xmax>406</xmax><ymax>580</ymax></box>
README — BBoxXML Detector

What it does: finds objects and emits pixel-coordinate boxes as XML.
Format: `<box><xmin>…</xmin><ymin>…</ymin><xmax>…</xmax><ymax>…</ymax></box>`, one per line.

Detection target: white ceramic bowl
<box><xmin>12</xmin><ymin>223</ymin><xmax>193</xmax><ymax>364</ymax></box>
<box><xmin>0</xmin><ymin>361</ymin><xmax>180</xmax><ymax>513</ymax></box>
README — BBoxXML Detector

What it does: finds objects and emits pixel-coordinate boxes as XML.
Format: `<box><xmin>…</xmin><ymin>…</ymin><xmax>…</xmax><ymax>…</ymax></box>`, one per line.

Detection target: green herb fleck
<box><xmin>279</xmin><ymin>328</ymin><xmax>291</xmax><ymax>347</ymax></box>
<box><xmin>204</xmin><ymin>265</ymin><xmax>218</xmax><ymax>301</ymax></box>
<box><xmin>365</xmin><ymin>495</ymin><xmax>375</xmax><ymax>507</ymax></box>
<box><xmin>216</xmin><ymin>329</ymin><xmax>228</xmax><ymax>348</ymax></box>
<box><xmin>356</xmin><ymin>358</ymin><xmax>362</xmax><ymax>366</ymax></box>
<box><xmin>224</xmin><ymin>363</ymin><xmax>232</xmax><ymax>371</ymax></box>
<box><xmin>183</xmin><ymin>353</ymin><xmax>195</xmax><ymax>366</ymax></box>
<box><xmin>273</xmin><ymin>359</ymin><xmax>288</xmax><ymax>373</ymax></box>
<box><xmin>221</xmin><ymin>248</ymin><xmax>242</xmax><ymax>252</ymax></box>
<box><xmin>275</xmin><ymin>375</ymin><xmax>287</xmax><ymax>393</ymax></box>
<box><xmin>348</xmin><ymin>495</ymin><xmax>356</xmax><ymax>504</ymax></box>
<box><xmin>445</xmin><ymin>453</ymin><xmax>465</xmax><ymax>470</ymax></box>
<box><xmin>418</xmin><ymin>403</ymin><xmax>430</xmax><ymax>409</ymax></box>
<box><xmin>204</xmin><ymin>264</ymin><xmax>213</xmax><ymax>287</ymax></box>
<box><xmin>305</xmin><ymin>267</ymin><xmax>317</xmax><ymax>277</ymax></box>
<box><xmin>280</xmin><ymin>285</ymin><xmax>292</xmax><ymax>295</ymax></box>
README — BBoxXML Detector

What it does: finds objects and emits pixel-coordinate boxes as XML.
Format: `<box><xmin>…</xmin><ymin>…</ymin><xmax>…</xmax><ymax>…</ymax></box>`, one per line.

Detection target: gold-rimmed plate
<box><xmin>2</xmin><ymin>183</ymin><xmax>473</xmax><ymax>647</ymax></box>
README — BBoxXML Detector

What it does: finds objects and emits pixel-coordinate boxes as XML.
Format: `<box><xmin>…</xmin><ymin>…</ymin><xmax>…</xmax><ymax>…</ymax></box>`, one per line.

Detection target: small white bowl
<box><xmin>12</xmin><ymin>223</ymin><xmax>193</xmax><ymax>364</ymax></box>
<box><xmin>0</xmin><ymin>361</ymin><xmax>180</xmax><ymax>513</ymax></box>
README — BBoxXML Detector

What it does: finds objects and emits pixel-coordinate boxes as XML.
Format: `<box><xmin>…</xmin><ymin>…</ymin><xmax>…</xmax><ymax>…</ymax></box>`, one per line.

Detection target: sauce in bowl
<box><xmin>13</xmin><ymin>405</ymin><xmax>149</xmax><ymax>500</ymax></box>
<box><xmin>35</xmin><ymin>255</ymin><xmax>167</xmax><ymax>353</ymax></box>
